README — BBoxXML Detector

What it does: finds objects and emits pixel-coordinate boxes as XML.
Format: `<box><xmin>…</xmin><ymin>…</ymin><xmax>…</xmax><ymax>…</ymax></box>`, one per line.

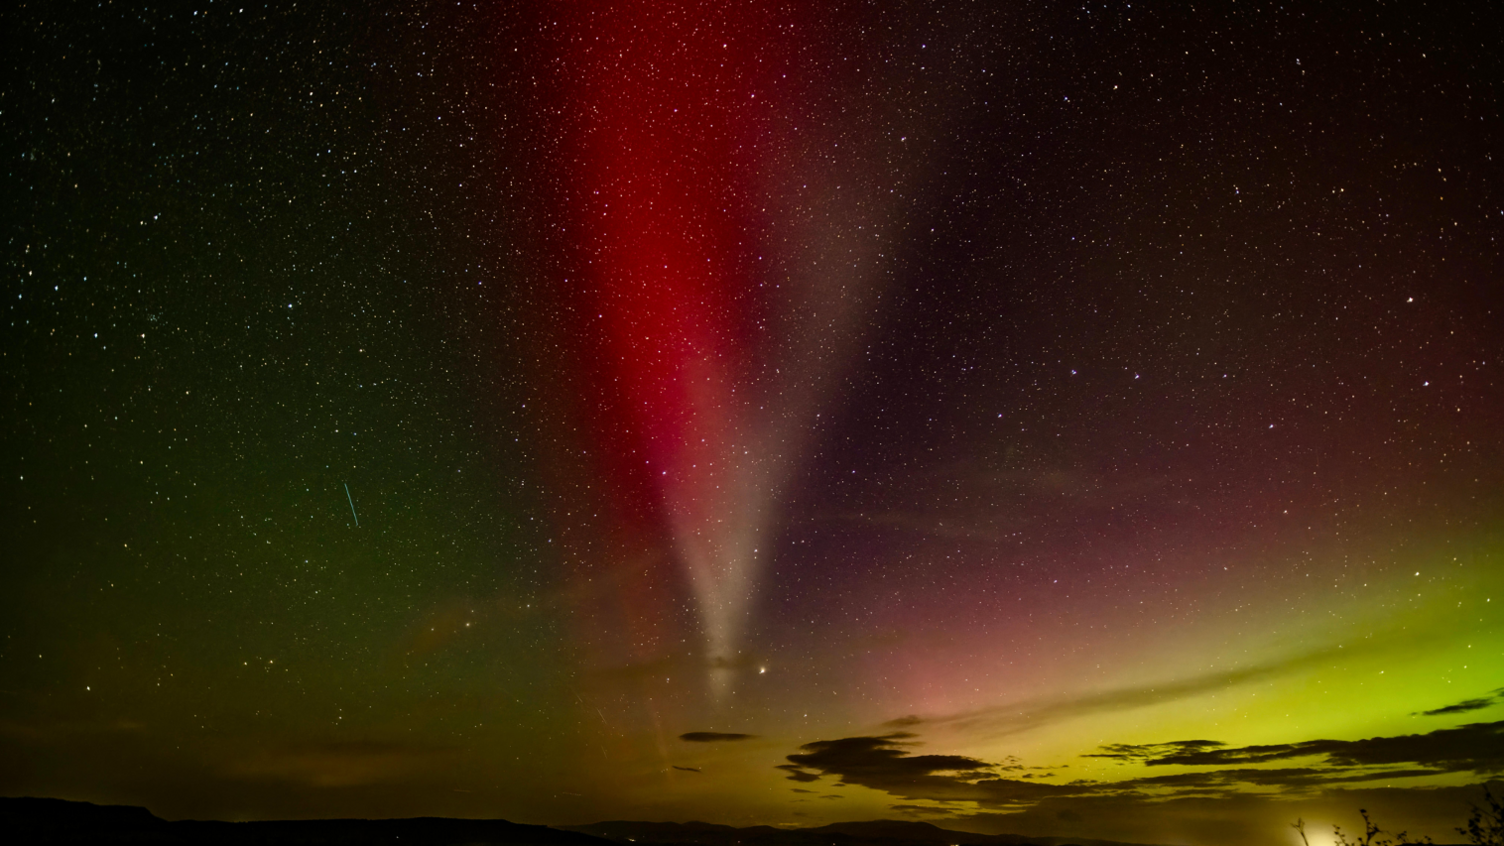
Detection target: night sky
<box><xmin>5</xmin><ymin>2</ymin><xmax>1504</xmax><ymax>845</ymax></box>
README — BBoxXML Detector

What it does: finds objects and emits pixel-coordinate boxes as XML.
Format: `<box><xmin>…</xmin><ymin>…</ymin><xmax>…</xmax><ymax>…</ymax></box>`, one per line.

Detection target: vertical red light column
<box><xmin>528</xmin><ymin>1</ymin><xmax>802</xmax><ymax>687</ymax></box>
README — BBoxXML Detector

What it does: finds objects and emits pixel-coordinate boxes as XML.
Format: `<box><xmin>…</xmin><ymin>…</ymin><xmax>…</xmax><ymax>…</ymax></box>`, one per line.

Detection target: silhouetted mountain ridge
<box><xmin>0</xmin><ymin>796</ymin><xmax>615</xmax><ymax>845</ymax></box>
<box><xmin>0</xmin><ymin>797</ymin><xmax>1180</xmax><ymax>846</ymax></box>
<box><xmin>566</xmin><ymin>818</ymin><xmax>1168</xmax><ymax>846</ymax></box>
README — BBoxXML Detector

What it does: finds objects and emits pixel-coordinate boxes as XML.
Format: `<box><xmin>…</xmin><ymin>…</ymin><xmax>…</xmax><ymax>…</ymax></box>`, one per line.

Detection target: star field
<box><xmin>4</xmin><ymin>2</ymin><xmax>1504</xmax><ymax>844</ymax></box>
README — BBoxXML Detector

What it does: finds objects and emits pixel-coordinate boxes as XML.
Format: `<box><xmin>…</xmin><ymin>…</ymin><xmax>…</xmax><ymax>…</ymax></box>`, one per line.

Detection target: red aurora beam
<box><xmin>529</xmin><ymin>2</ymin><xmax>806</xmax><ymax>685</ymax></box>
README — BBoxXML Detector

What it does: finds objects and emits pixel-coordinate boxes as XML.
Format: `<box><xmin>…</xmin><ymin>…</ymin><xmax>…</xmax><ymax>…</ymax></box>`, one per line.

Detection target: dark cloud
<box><xmin>790</xmin><ymin>788</ymin><xmax>815</xmax><ymax>793</ymax></box>
<box><xmin>672</xmin><ymin>765</ymin><xmax>702</xmax><ymax>773</ymax></box>
<box><xmin>779</xmin><ymin>734</ymin><xmax>1092</xmax><ymax>806</ymax></box>
<box><xmin>786</xmin><ymin>733</ymin><xmax>991</xmax><ymax>779</ymax></box>
<box><xmin>1109</xmin><ymin>720</ymin><xmax>1504</xmax><ymax>773</ymax></box>
<box><xmin>1419</xmin><ymin>694</ymin><xmax>1500</xmax><ymax>717</ymax></box>
<box><xmin>776</xmin><ymin>763</ymin><xmax>822</xmax><ymax>782</ymax></box>
<box><xmin>778</xmin><ymin>720</ymin><xmax>1504</xmax><ymax>831</ymax></box>
<box><xmin>679</xmin><ymin>732</ymin><xmax>756</xmax><ymax>743</ymax></box>
<box><xmin>781</xmin><ymin>721</ymin><xmax>1504</xmax><ymax>819</ymax></box>
<box><xmin>1087</xmin><ymin>740</ymin><xmax>1226</xmax><ymax>762</ymax></box>
<box><xmin>780</xmin><ymin>722</ymin><xmax>1504</xmax><ymax>846</ymax></box>
<box><xmin>1116</xmin><ymin>766</ymin><xmax>1448</xmax><ymax>791</ymax></box>
<box><xmin>888</xmin><ymin>804</ymin><xmax>959</xmax><ymax>816</ymax></box>
<box><xmin>964</xmin><ymin>777</ymin><xmax>1102</xmax><ymax>806</ymax></box>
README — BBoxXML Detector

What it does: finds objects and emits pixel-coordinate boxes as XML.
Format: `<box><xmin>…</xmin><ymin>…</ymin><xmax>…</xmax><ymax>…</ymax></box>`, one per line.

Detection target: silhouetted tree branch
<box><xmin>1459</xmin><ymin>787</ymin><xmax>1504</xmax><ymax>846</ymax></box>
<box><xmin>1296</xmin><ymin>808</ymin><xmax>1432</xmax><ymax>846</ymax></box>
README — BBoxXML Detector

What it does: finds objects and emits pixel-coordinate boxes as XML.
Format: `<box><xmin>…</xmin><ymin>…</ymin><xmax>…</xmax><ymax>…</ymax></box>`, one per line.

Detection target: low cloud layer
<box><xmin>680</xmin><ymin>732</ymin><xmax>757</xmax><ymax>743</ymax></box>
<box><xmin>1091</xmin><ymin>720</ymin><xmax>1504</xmax><ymax>774</ymax></box>
<box><xmin>779</xmin><ymin>719</ymin><xmax>1504</xmax><ymax>815</ymax></box>
<box><xmin>777</xmin><ymin>734</ymin><xmax>1093</xmax><ymax>806</ymax></box>
<box><xmin>1418</xmin><ymin>690</ymin><xmax>1504</xmax><ymax>717</ymax></box>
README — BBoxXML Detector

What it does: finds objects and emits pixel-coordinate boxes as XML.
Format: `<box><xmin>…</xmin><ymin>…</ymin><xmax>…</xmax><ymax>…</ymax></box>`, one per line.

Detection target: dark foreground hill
<box><xmin>1</xmin><ymin>797</ymin><xmax>1181</xmax><ymax>846</ymax></box>
<box><xmin>5</xmin><ymin>798</ymin><xmax>1471</xmax><ymax>846</ymax></box>
<box><xmin>564</xmin><ymin>818</ymin><xmax>1168</xmax><ymax>846</ymax></box>
<box><xmin>0</xmin><ymin>796</ymin><xmax>618</xmax><ymax>846</ymax></box>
